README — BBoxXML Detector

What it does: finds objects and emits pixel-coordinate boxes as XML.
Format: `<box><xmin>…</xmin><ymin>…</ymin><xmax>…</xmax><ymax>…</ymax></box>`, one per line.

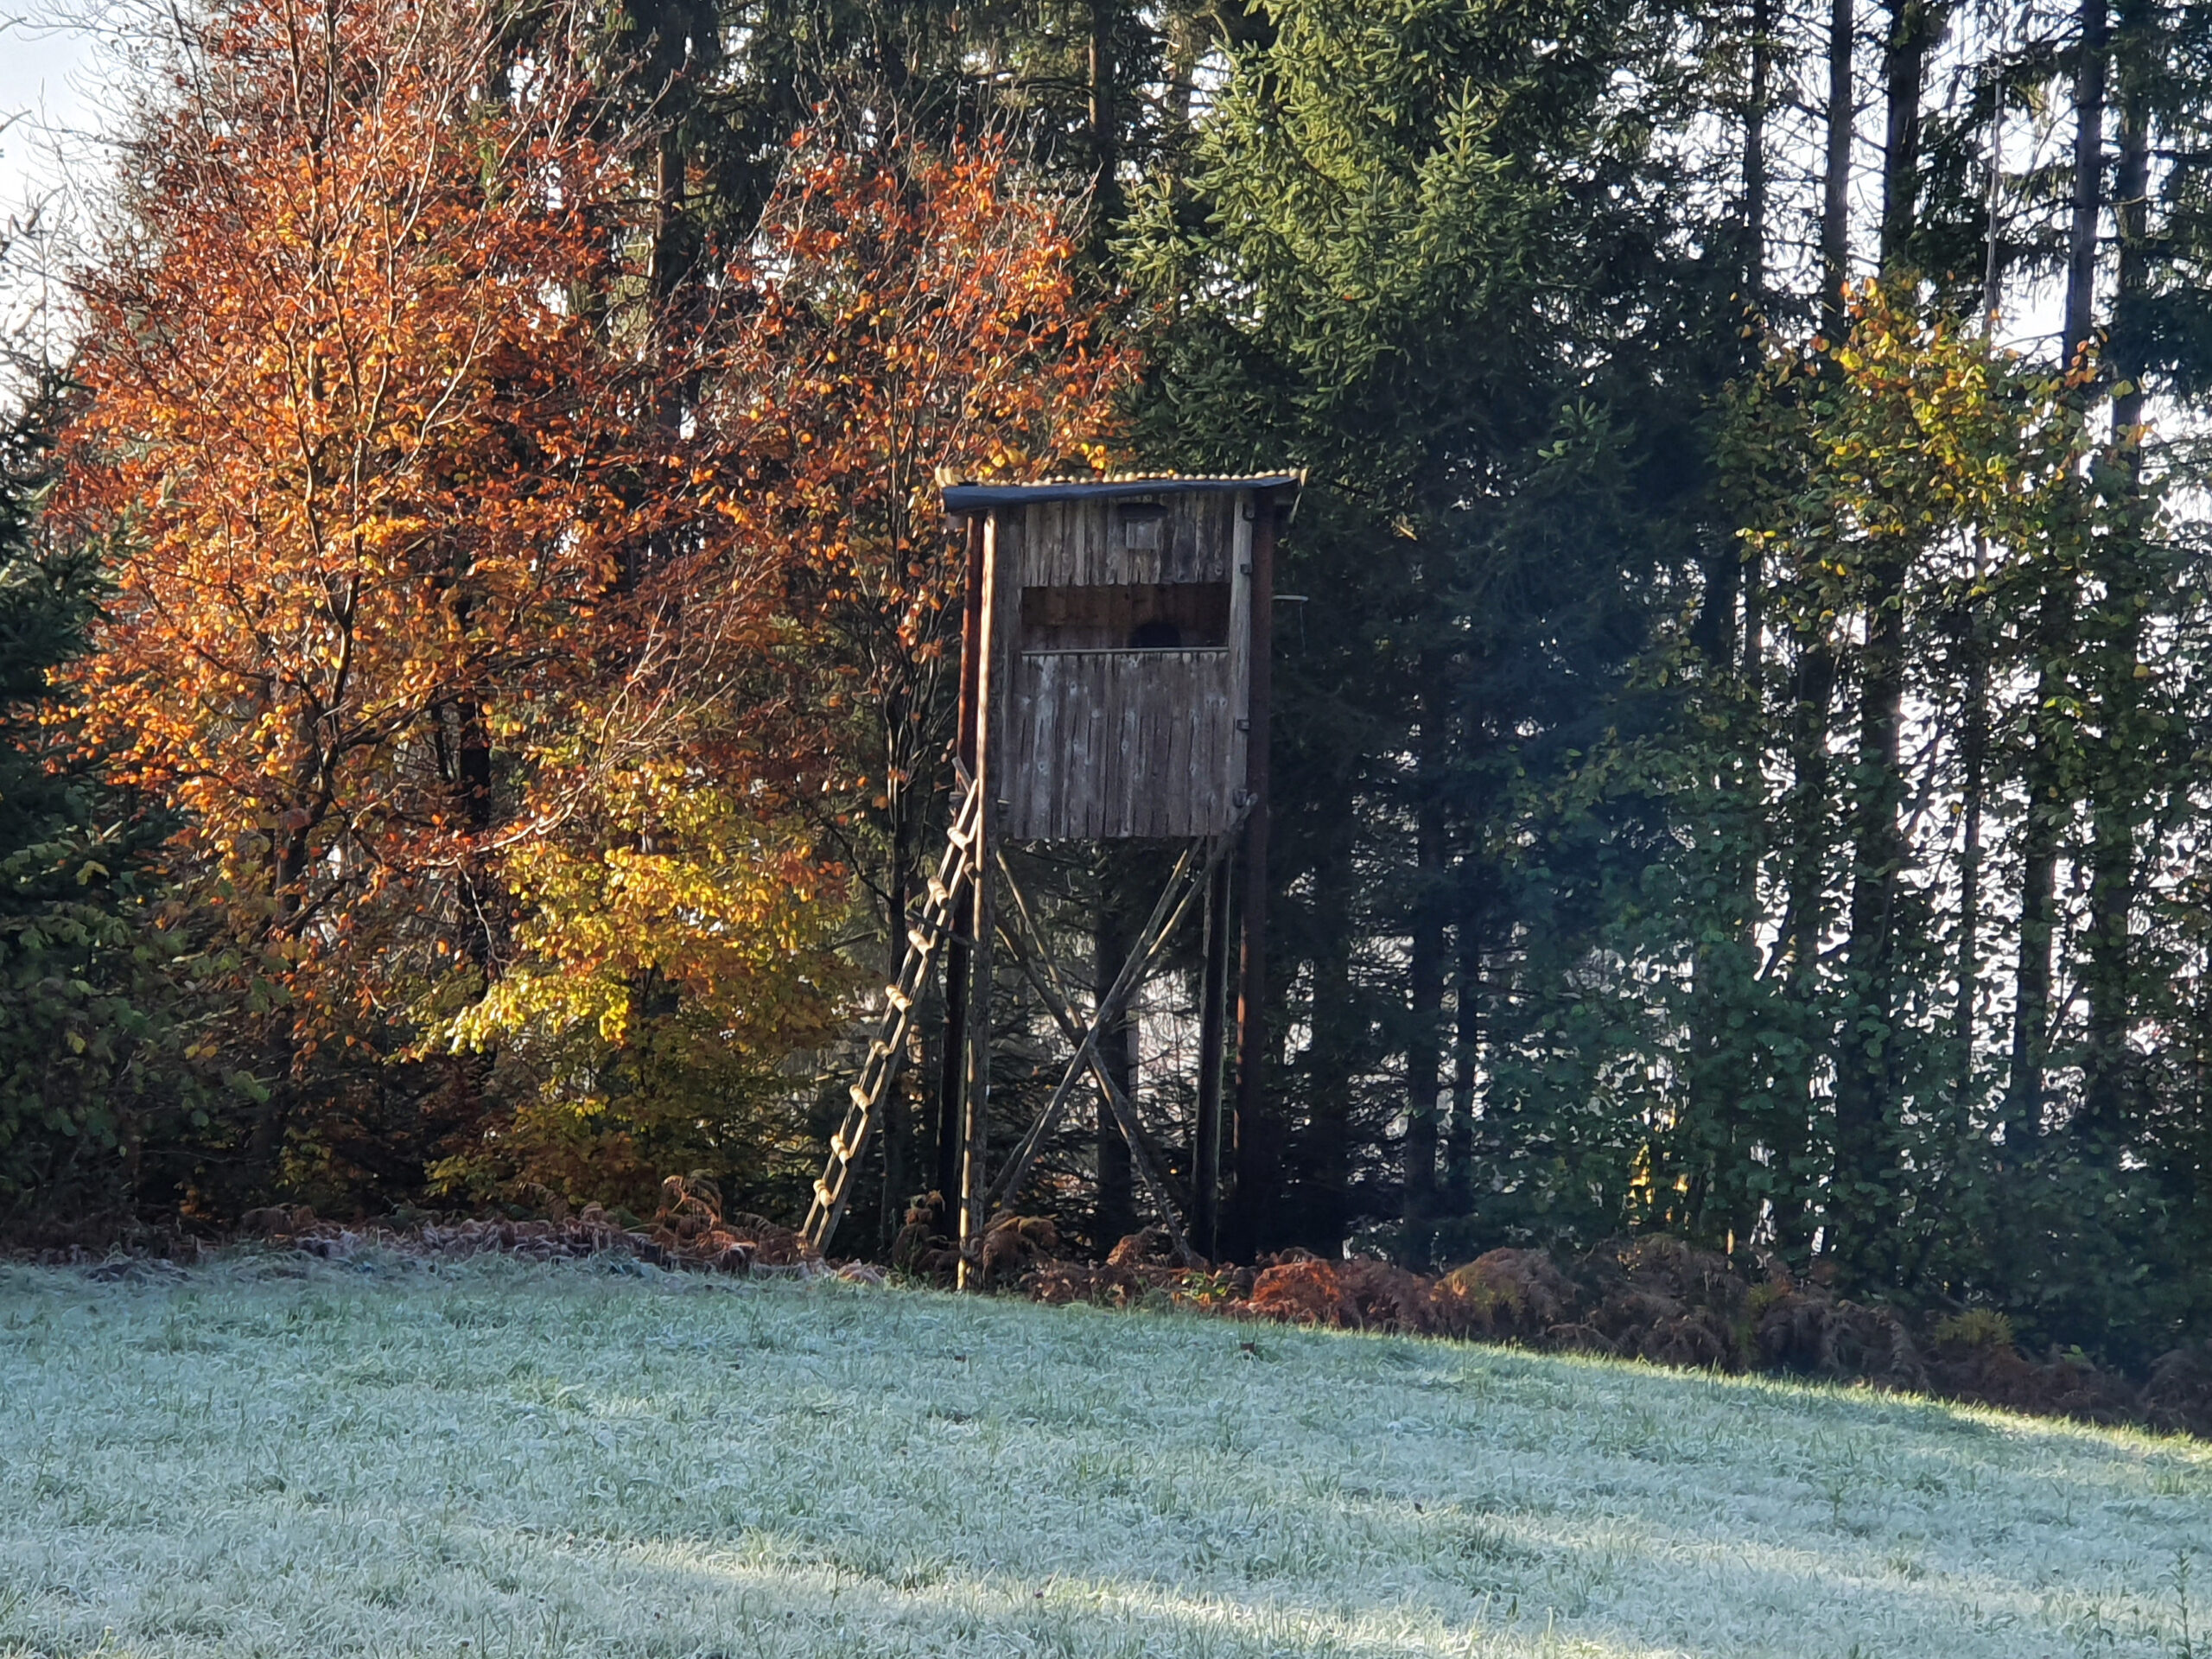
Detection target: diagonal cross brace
<box><xmin>994</xmin><ymin>868</ymin><xmax>1191</xmax><ymax>1217</ymax></box>
<box><xmin>982</xmin><ymin>843</ymin><xmax>1198</xmax><ymax>1224</ymax></box>
<box><xmin>983</xmin><ymin>807</ymin><xmax>1250</xmax><ymax>1260</ymax></box>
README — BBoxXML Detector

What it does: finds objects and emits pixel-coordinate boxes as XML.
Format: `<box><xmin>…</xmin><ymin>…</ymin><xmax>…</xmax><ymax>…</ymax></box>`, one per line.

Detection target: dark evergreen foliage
<box><xmin>0</xmin><ymin>392</ymin><xmax>207</xmax><ymax>1230</ymax></box>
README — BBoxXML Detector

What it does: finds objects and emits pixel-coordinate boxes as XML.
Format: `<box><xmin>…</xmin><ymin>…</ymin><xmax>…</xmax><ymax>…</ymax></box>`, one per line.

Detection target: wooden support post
<box><xmin>957</xmin><ymin>513</ymin><xmax>986</xmax><ymax>772</ymax></box>
<box><xmin>936</xmin><ymin>927</ymin><xmax>967</xmax><ymax>1213</ymax></box>
<box><xmin>1231</xmin><ymin>488</ymin><xmax>1275</xmax><ymax>1260</ymax></box>
<box><xmin>937</xmin><ymin>512</ymin><xmax>985</xmax><ymax>1217</ymax></box>
<box><xmin>1194</xmin><ymin>855</ymin><xmax>1231</xmax><ymax>1262</ymax></box>
<box><xmin>957</xmin><ymin>509</ymin><xmax>998</xmax><ymax>1289</ymax></box>
<box><xmin>957</xmin><ymin>846</ymin><xmax>991</xmax><ymax>1287</ymax></box>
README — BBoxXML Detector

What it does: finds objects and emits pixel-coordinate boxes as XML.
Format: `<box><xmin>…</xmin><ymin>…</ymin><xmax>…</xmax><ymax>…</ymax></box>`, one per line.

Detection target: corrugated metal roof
<box><xmin>940</xmin><ymin>469</ymin><xmax>1304</xmax><ymax>510</ymax></box>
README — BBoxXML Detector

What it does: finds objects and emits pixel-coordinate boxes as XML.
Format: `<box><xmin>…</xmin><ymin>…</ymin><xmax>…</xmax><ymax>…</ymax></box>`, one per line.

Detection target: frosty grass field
<box><xmin>2</xmin><ymin>1257</ymin><xmax>2209</xmax><ymax>1659</ymax></box>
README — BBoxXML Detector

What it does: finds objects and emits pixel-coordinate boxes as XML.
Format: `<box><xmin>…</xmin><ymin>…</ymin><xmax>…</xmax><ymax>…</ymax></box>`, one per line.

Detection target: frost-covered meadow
<box><xmin>1</xmin><ymin>1256</ymin><xmax>2208</xmax><ymax>1658</ymax></box>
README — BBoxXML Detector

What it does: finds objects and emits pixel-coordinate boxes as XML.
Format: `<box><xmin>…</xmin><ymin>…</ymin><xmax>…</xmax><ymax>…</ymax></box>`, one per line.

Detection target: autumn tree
<box><xmin>54</xmin><ymin>0</ymin><xmax>834</xmax><ymax>1205</ymax></box>
<box><xmin>725</xmin><ymin>135</ymin><xmax>1130</xmax><ymax>925</ymax></box>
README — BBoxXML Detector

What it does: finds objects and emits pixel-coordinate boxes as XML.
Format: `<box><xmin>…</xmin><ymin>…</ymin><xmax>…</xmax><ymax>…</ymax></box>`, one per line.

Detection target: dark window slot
<box><xmin>1020</xmin><ymin>582</ymin><xmax>1231</xmax><ymax>652</ymax></box>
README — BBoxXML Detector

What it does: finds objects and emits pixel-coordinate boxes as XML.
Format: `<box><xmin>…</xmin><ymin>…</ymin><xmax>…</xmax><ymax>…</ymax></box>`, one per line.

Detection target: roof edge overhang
<box><xmin>941</xmin><ymin>469</ymin><xmax>1304</xmax><ymax>512</ymax></box>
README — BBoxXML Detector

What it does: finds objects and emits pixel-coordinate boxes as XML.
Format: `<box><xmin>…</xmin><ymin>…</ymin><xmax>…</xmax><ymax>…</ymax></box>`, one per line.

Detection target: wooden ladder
<box><xmin>799</xmin><ymin>775</ymin><xmax>982</xmax><ymax>1254</ymax></box>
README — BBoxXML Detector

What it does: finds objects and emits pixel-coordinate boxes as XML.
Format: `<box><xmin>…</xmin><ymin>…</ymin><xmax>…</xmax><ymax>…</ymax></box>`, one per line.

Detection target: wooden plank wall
<box><xmin>988</xmin><ymin>491</ymin><xmax>1253</xmax><ymax>841</ymax></box>
<box><xmin>1001</xmin><ymin>651</ymin><xmax>1242</xmax><ymax>838</ymax></box>
<box><xmin>1015</xmin><ymin>492</ymin><xmax>1236</xmax><ymax>586</ymax></box>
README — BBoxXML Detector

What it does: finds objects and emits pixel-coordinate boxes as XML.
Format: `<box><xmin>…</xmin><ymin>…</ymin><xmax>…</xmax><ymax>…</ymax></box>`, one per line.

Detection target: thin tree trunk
<box><xmin>2082</xmin><ymin>26</ymin><xmax>2150</xmax><ymax>1149</ymax></box>
<box><xmin>1303</xmin><ymin>808</ymin><xmax>1357</xmax><ymax>1254</ymax></box>
<box><xmin>1088</xmin><ymin>0</ymin><xmax>1123</xmax><ymax>242</ymax></box>
<box><xmin>1446</xmin><ymin>869</ymin><xmax>1483</xmax><ymax>1217</ymax></box>
<box><xmin>2010</xmin><ymin>0</ymin><xmax>2107</xmax><ymax>1154</ymax></box>
<box><xmin>1773</xmin><ymin>640</ymin><xmax>1835</xmax><ymax>1261</ymax></box>
<box><xmin>1779</xmin><ymin>1</ymin><xmax>1853</xmax><ymax>1260</ymax></box>
<box><xmin>1955</xmin><ymin>20</ymin><xmax>2009</xmax><ymax>1111</ymax></box>
<box><xmin>1955</xmin><ymin>577</ymin><xmax>1990</xmax><ymax>1107</ymax></box>
<box><xmin>1821</xmin><ymin>0</ymin><xmax>1857</xmax><ymax>335</ymax></box>
<box><xmin>2063</xmin><ymin>0</ymin><xmax>2110</xmax><ymax>363</ymax></box>
<box><xmin>1689</xmin><ymin>0</ymin><xmax>1772</xmax><ymax>1254</ymax></box>
<box><xmin>1744</xmin><ymin>0</ymin><xmax>1770</xmax><ymax>312</ymax></box>
<box><xmin>1829</xmin><ymin>0</ymin><xmax>1937</xmax><ymax>1280</ymax></box>
<box><xmin>1402</xmin><ymin>671</ymin><xmax>1447</xmax><ymax>1265</ymax></box>
<box><xmin>879</xmin><ymin>813</ymin><xmax>911</xmax><ymax>1246</ymax></box>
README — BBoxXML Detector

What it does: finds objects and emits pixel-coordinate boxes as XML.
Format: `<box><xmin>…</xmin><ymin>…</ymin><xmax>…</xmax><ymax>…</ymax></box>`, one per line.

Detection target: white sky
<box><xmin>0</xmin><ymin>5</ymin><xmax>131</xmax><ymax>373</ymax></box>
<box><xmin>0</xmin><ymin>9</ymin><xmax>105</xmax><ymax>208</ymax></box>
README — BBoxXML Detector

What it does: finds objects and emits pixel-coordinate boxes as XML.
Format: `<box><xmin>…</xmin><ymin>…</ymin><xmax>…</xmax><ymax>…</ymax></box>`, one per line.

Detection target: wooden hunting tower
<box><xmin>943</xmin><ymin>474</ymin><xmax>1297</xmax><ymax>841</ymax></box>
<box><xmin>802</xmin><ymin>471</ymin><xmax>1301</xmax><ymax>1284</ymax></box>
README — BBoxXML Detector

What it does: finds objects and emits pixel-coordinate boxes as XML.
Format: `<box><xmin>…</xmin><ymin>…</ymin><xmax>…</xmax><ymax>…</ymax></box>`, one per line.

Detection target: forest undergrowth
<box><xmin>37</xmin><ymin>1179</ymin><xmax>2212</xmax><ymax>1446</ymax></box>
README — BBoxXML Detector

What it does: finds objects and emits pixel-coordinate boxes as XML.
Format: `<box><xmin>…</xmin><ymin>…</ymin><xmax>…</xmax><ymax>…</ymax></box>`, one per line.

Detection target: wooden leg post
<box><xmin>935</xmin><ymin>931</ymin><xmax>966</xmax><ymax>1215</ymax></box>
<box><xmin>950</xmin><ymin>508</ymin><xmax>988</xmax><ymax>1279</ymax></box>
<box><xmin>1194</xmin><ymin>855</ymin><xmax>1231</xmax><ymax>1262</ymax></box>
<box><xmin>957</xmin><ymin>836</ymin><xmax>991</xmax><ymax>1288</ymax></box>
<box><xmin>1231</xmin><ymin>489</ymin><xmax>1274</xmax><ymax>1261</ymax></box>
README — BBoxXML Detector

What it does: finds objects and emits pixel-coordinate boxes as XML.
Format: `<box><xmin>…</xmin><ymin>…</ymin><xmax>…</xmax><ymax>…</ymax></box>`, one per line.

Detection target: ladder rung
<box><xmin>849</xmin><ymin>1083</ymin><xmax>873</xmax><ymax>1111</ymax></box>
<box><xmin>884</xmin><ymin>985</ymin><xmax>912</xmax><ymax>1012</ymax></box>
<box><xmin>813</xmin><ymin>1179</ymin><xmax>836</xmax><ymax>1205</ymax></box>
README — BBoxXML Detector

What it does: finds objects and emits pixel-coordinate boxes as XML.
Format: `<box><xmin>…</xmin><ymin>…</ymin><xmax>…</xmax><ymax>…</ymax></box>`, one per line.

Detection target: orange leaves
<box><xmin>54</xmin><ymin>0</ymin><xmax>677</xmax><ymax>1037</ymax></box>
<box><xmin>702</xmin><ymin>132</ymin><xmax>1135</xmax><ymax>734</ymax></box>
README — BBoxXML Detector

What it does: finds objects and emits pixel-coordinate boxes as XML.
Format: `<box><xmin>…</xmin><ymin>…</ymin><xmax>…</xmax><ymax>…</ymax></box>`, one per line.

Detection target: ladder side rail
<box><xmin>800</xmin><ymin>779</ymin><xmax>980</xmax><ymax>1250</ymax></box>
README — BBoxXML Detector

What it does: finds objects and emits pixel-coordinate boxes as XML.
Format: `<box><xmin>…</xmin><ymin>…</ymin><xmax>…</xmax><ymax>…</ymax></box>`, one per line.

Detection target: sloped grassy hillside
<box><xmin>2</xmin><ymin>1256</ymin><xmax>2207</xmax><ymax>1658</ymax></box>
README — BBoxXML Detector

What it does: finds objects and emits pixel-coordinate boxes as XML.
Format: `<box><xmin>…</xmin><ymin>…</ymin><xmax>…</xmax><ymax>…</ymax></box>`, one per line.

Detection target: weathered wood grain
<box><xmin>988</xmin><ymin>488</ymin><xmax>1254</xmax><ymax>841</ymax></box>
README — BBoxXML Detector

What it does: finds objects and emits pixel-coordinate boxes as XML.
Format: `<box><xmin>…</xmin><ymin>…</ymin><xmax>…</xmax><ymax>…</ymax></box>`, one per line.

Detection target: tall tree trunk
<box><xmin>1876</xmin><ymin>2</ymin><xmax>1934</xmax><ymax>267</ymax></box>
<box><xmin>1303</xmin><ymin>803</ymin><xmax>1357</xmax><ymax>1254</ymax></box>
<box><xmin>1773</xmin><ymin>640</ymin><xmax>1835</xmax><ymax>1262</ymax></box>
<box><xmin>2010</xmin><ymin>0</ymin><xmax>2107</xmax><ymax>1154</ymax></box>
<box><xmin>1780</xmin><ymin>0</ymin><xmax>1853</xmax><ymax>1262</ymax></box>
<box><xmin>1955</xmin><ymin>575</ymin><xmax>1991</xmax><ymax>1109</ymax></box>
<box><xmin>1744</xmin><ymin>0</ymin><xmax>1770</xmax><ymax>313</ymax></box>
<box><xmin>879</xmin><ymin>797</ymin><xmax>912</xmax><ymax>1246</ymax></box>
<box><xmin>2082</xmin><ymin>20</ymin><xmax>2151</xmax><ymax>1150</ymax></box>
<box><xmin>1955</xmin><ymin>22</ymin><xmax>2010</xmax><ymax>1114</ymax></box>
<box><xmin>1686</xmin><ymin>0</ymin><xmax>1773</xmax><ymax>1254</ymax></box>
<box><xmin>2064</xmin><ymin>0</ymin><xmax>2111</xmax><ymax>365</ymax></box>
<box><xmin>1446</xmin><ymin>869</ymin><xmax>1483</xmax><ymax>1217</ymax></box>
<box><xmin>1402</xmin><ymin>668</ymin><xmax>1447</xmax><ymax>1265</ymax></box>
<box><xmin>1829</xmin><ymin>0</ymin><xmax>1939</xmax><ymax>1280</ymax></box>
<box><xmin>1821</xmin><ymin>0</ymin><xmax>1857</xmax><ymax>335</ymax></box>
<box><xmin>1088</xmin><ymin>0</ymin><xmax>1123</xmax><ymax>245</ymax></box>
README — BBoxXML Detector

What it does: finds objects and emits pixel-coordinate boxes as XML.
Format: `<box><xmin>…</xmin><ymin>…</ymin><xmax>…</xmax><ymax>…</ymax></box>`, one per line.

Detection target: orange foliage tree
<box><xmin>702</xmin><ymin>131</ymin><xmax>1137</xmax><ymax>955</ymax></box>
<box><xmin>54</xmin><ymin>0</ymin><xmax>817</xmax><ymax>1199</ymax></box>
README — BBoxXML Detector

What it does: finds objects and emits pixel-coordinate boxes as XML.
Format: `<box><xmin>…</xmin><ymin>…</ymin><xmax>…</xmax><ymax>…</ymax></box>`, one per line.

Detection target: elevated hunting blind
<box><xmin>947</xmin><ymin>475</ymin><xmax>1294</xmax><ymax>840</ymax></box>
<box><xmin>801</xmin><ymin>471</ymin><xmax>1301</xmax><ymax>1285</ymax></box>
